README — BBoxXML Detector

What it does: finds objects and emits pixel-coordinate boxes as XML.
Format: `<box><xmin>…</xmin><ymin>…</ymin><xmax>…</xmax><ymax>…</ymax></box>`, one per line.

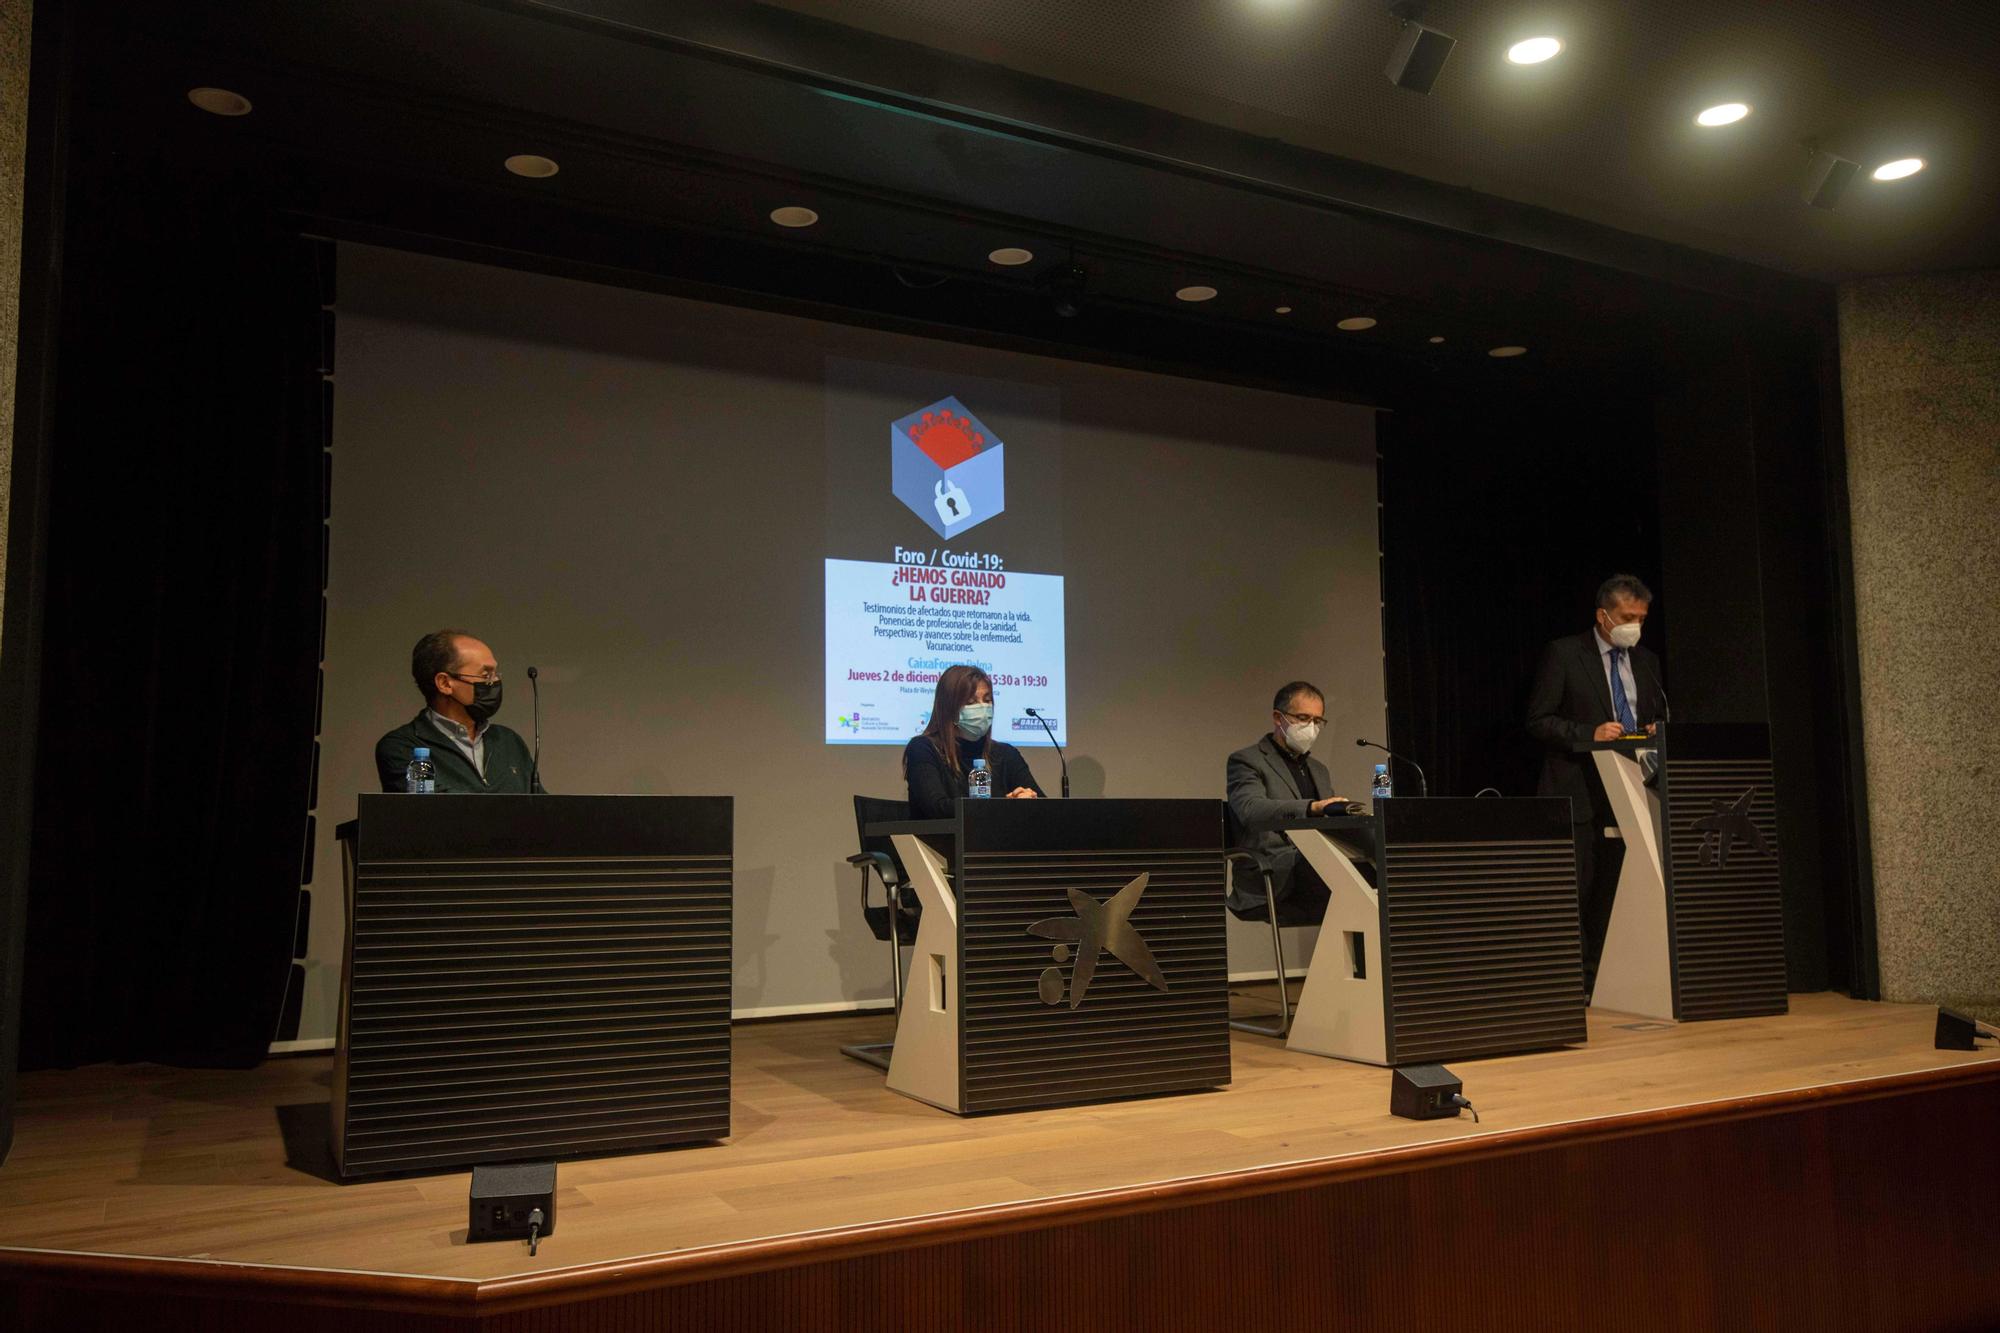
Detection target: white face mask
<box><xmin>956</xmin><ymin>702</ymin><xmax>994</xmax><ymax>741</ymax></box>
<box><xmin>1280</xmin><ymin>718</ymin><xmax>1323</xmax><ymax>754</ymax></box>
<box><xmin>1605</xmin><ymin>621</ymin><xmax>1642</xmax><ymax>649</ymax></box>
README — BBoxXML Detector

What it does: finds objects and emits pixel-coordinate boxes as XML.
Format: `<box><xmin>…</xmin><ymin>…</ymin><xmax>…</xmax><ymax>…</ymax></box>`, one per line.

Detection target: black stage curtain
<box><xmin>1377</xmin><ymin>399</ymin><xmax>1664</xmax><ymax>801</ymax></box>
<box><xmin>17</xmin><ymin>158</ymin><xmax>323</xmax><ymax>1070</ymax></box>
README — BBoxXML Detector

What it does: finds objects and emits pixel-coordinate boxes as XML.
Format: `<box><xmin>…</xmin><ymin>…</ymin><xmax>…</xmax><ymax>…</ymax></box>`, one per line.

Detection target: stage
<box><xmin>2</xmin><ymin>991</ymin><xmax>1997</xmax><ymax>1331</ymax></box>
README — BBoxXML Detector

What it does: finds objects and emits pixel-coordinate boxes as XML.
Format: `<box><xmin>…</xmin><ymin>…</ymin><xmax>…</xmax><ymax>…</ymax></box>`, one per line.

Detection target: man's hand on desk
<box><xmin>1308</xmin><ymin>796</ymin><xmax>1351</xmax><ymax>815</ymax></box>
<box><xmin>1005</xmin><ymin>788</ymin><xmax>1039</xmax><ymax>799</ymax></box>
<box><xmin>1593</xmin><ymin>721</ymin><xmax>1625</xmax><ymax>742</ymax></box>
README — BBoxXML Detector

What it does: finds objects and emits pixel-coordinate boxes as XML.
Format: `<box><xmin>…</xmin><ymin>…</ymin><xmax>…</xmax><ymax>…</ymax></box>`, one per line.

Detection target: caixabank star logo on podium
<box><xmin>891</xmin><ymin>396</ymin><xmax>1004</xmax><ymax>540</ymax></box>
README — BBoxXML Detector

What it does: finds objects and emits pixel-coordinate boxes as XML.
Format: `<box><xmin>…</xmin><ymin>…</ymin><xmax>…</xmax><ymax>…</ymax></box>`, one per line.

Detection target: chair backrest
<box><xmin>853</xmin><ymin>794</ymin><xmax>912</xmax><ymax>885</ymax></box>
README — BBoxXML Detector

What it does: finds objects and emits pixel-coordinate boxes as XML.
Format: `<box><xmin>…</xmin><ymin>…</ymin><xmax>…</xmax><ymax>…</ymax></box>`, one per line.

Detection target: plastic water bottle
<box><xmin>1371</xmin><ymin>762</ymin><xmax>1392</xmax><ymax>802</ymax></box>
<box><xmin>405</xmin><ymin>746</ymin><xmax>436</xmax><ymax>794</ymax></box>
<box><xmin>968</xmin><ymin>757</ymin><xmax>992</xmax><ymax>799</ymax></box>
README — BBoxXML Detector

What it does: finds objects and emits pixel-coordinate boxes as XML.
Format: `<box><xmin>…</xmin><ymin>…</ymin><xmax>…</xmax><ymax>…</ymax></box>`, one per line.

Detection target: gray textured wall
<box><xmin>1839</xmin><ymin>270</ymin><xmax>2000</xmax><ymax>1019</ymax></box>
<box><xmin>0</xmin><ymin>0</ymin><xmax>30</xmax><ymax>648</ymax></box>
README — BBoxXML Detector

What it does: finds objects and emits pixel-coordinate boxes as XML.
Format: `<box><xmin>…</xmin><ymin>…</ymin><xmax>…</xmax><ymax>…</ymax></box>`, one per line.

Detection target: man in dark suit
<box><xmin>375</xmin><ymin>629</ymin><xmax>545</xmax><ymax>794</ymax></box>
<box><xmin>1526</xmin><ymin>574</ymin><xmax>1665</xmax><ymax>995</ymax></box>
<box><xmin>1226</xmin><ymin>681</ymin><xmax>1354</xmax><ymax>924</ymax></box>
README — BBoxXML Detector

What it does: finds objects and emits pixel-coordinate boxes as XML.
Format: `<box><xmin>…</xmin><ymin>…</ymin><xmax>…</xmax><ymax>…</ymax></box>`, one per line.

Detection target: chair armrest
<box><xmin>848</xmin><ymin>851</ymin><xmax>905</xmax><ymax>908</ymax></box>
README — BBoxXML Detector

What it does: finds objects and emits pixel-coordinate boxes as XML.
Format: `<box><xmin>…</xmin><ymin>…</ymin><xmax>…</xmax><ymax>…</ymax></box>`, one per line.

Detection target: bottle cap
<box><xmin>412</xmin><ymin>747</ymin><xmax>430</xmax><ymax>759</ymax></box>
<box><xmin>1374</xmin><ymin>762</ymin><xmax>1387</xmax><ymax>772</ymax></box>
<box><xmin>972</xmin><ymin>758</ymin><xmax>987</xmax><ymax>769</ymax></box>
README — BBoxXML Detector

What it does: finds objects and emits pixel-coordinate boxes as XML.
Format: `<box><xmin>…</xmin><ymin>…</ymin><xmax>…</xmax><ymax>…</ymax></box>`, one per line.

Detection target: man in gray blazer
<box><xmin>1226</xmin><ymin>681</ymin><xmax>1353</xmax><ymax>924</ymax></box>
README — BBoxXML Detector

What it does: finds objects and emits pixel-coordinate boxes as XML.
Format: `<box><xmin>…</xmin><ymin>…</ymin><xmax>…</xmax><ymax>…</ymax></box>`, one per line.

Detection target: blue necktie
<box><xmin>1610</xmin><ymin>648</ymin><xmax>1638</xmax><ymax>733</ymax></box>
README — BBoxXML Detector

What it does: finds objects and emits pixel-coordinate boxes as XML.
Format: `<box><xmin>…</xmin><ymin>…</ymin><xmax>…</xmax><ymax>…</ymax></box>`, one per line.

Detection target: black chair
<box><xmin>1223</xmin><ymin>806</ymin><xmax>1306</xmax><ymax>1039</ymax></box>
<box><xmin>841</xmin><ymin>795</ymin><xmax>920</xmax><ymax>1071</ymax></box>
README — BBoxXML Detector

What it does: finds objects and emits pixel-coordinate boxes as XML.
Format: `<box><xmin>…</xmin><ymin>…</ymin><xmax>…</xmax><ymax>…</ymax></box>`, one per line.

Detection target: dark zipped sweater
<box><xmin>374</xmin><ymin>711</ymin><xmax>545</xmax><ymax>794</ymax></box>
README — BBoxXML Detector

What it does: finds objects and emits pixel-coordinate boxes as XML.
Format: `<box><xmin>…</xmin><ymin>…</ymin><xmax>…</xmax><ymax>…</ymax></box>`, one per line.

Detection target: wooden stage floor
<box><xmin>3</xmin><ymin>990</ymin><xmax>1998</xmax><ymax>1330</ymax></box>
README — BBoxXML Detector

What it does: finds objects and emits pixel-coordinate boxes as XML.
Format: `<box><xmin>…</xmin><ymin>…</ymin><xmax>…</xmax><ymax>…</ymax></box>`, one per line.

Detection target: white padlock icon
<box><xmin>934</xmin><ymin>478</ymin><xmax>972</xmax><ymax>527</ymax></box>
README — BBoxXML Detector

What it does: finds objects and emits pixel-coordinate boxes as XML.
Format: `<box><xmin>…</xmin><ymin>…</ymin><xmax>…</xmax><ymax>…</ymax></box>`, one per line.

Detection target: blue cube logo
<box><xmin>892</xmin><ymin>396</ymin><xmax>1004</xmax><ymax>540</ymax></box>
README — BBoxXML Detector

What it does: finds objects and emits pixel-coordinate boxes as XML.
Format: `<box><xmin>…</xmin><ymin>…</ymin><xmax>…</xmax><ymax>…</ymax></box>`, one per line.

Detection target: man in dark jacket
<box><xmin>1225</xmin><ymin>681</ymin><xmax>1355</xmax><ymax>924</ymax></box>
<box><xmin>375</xmin><ymin>628</ymin><xmax>545</xmax><ymax>794</ymax></box>
<box><xmin>1526</xmin><ymin>575</ymin><xmax>1665</xmax><ymax>994</ymax></box>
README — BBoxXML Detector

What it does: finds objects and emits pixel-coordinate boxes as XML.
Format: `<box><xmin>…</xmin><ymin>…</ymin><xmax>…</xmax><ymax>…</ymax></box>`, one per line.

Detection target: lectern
<box><xmin>1582</xmin><ymin>723</ymin><xmax>1788</xmax><ymax>1022</ymax></box>
<box><xmin>866</xmin><ymin>799</ymin><xmax>1230</xmax><ymax>1115</ymax></box>
<box><xmin>1279</xmin><ymin>799</ymin><xmax>1585</xmax><ymax>1066</ymax></box>
<box><xmin>332</xmin><ymin>794</ymin><xmax>733</xmax><ymax>1177</ymax></box>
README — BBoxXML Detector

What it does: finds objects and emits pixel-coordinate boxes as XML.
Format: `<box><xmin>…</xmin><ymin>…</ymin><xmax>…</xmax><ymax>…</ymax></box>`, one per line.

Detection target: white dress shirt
<box><xmin>425</xmin><ymin>708</ymin><xmax>487</xmax><ymax>778</ymax></box>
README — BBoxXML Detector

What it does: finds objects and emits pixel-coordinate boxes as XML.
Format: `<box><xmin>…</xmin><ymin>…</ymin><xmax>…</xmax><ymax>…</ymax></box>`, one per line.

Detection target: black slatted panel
<box><xmin>1382</xmin><ymin>838</ymin><xmax>1586</xmax><ymax>1064</ymax></box>
<box><xmin>1664</xmin><ymin>758</ymin><xmax>1788</xmax><ymax>1021</ymax></box>
<box><xmin>959</xmin><ymin>849</ymin><xmax>1230</xmax><ymax>1113</ymax></box>
<box><xmin>341</xmin><ymin>853</ymin><xmax>731</xmax><ymax>1174</ymax></box>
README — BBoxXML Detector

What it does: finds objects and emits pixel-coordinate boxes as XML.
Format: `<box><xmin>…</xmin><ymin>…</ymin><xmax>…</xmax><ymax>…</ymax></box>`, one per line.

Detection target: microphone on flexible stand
<box><xmin>1355</xmin><ymin>737</ymin><xmax>1429</xmax><ymax>798</ymax></box>
<box><xmin>526</xmin><ymin>665</ymin><xmax>543</xmax><ymax>793</ymax></box>
<box><xmin>1025</xmin><ymin>708</ymin><xmax>1070</xmax><ymax>798</ymax></box>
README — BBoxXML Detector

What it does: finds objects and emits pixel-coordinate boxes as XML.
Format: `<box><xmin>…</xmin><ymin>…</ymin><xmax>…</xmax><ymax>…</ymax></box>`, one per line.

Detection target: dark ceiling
<box><xmin>759</xmin><ymin>0</ymin><xmax>2000</xmax><ymax>282</ymax></box>
<box><xmin>54</xmin><ymin>0</ymin><xmax>1874</xmax><ymax>407</ymax></box>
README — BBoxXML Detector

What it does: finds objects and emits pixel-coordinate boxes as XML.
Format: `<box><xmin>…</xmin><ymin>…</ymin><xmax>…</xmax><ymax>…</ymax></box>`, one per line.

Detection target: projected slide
<box><xmin>824</xmin><ymin>359</ymin><xmax>1066</xmax><ymax>745</ymax></box>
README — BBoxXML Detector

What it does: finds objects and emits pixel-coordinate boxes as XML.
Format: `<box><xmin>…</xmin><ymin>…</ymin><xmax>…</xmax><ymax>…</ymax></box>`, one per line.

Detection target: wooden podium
<box><xmin>332</xmin><ymin>794</ymin><xmax>733</xmax><ymax>1177</ymax></box>
<box><xmin>866</xmin><ymin>799</ymin><xmax>1230</xmax><ymax>1115</ymax></box>
<box><xmin>1583</xmin><ymin>723</ymin><xmax>1788</xmax><ymax>1022</ymax></box>
<box><xmin>1279</xmin><ymin>798</ymin><xmax>1585</xmax><ymax>1066</ymax></box>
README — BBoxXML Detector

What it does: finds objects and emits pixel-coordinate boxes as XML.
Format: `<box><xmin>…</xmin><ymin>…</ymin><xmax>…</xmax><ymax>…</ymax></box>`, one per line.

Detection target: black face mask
<box><xmin>464</xmin><ymin>680</ymin><xmax>503</xmax><ymax>724</ymax></box>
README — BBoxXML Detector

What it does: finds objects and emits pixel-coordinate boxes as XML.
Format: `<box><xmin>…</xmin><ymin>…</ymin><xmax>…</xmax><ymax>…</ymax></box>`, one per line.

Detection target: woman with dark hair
<box><xmin>903</xmin><ymin>664</ymin><xmax>1044</xmax><ymax>818</ymax></box>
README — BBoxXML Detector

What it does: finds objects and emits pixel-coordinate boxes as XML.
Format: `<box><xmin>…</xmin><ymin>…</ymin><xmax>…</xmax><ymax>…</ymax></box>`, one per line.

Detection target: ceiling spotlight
<box><xmin>1695</xmin><ymin>102</ymin><xmax>1751</xmax><ymax>127</ymax></box>
<box><xmin>1507</xmin><ymin>37</ymin><xmax>1562</xmax><ymax>64</ymax></box>
<box><xmin>504</xmin><ymin>154</ymin><xmax>560</xmax><ymax>179</ymax></box>
<box><xmin>1428</xmin><ymin>335</ymin><xmax>1446</xmax><ymax>344</ymax></box>
<box><xmin>1046</xmin><ymin>264</ymin><xmax>1089</xmax><ymax>318</ymax></box>
<box><xmin>1384</xmin><ymin>4</ymin><xmax>1456</xmax><ymax>94</ymax></box>
<box><xmin>1275</xmin><ymin>305</ymin><xmax>1293</xmax><ymax>314</ymax></box>
<box><xmin>1337</xmin><ymin>316</ymin><xmax>1378</xmax><ymax>331</ymax></box>
<box><xmin>1872</xmin><ymin>157</ymin><xmax>1925</xmax><ymax>181</ymax></box>
<box><xmin>1488</xmin><ymin>345</ymin><xmax>1528</xmax><ymax>358</ymax></box>
<box><xmin>768</xmin><ymin>205</ymin><xmax>819</xmax><ymax>228</ymax></box>
<box><xmin>187</xmin><ymin>87</ymin><xmax>252</xmax><ymax>116</ymax></box>
<box><xmin>1801</xmin><ymin>148</ymin><xmax>1859</xmax><ymax>209</ymax></box>
<box><xmin>988</xmin><ymin>247</ymin><xmax>1035</xmax><ymax>266</ymax></box>
<box><xmin>1176</xmin><ymin>285</ymin><xmax>1218</xmax><ymax>302</ymax></box>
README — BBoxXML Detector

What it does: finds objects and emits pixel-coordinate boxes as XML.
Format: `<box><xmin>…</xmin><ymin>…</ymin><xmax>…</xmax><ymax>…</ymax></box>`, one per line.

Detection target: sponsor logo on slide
<box><xmin>891</xmin><ymin>396</ymin><xmax>1005</xmax><ymax>540</ymax></box>
<box><xmin>835</xmin><ymin>709</ymin><xmax>864</xmax><ymax>733</ymax></box>
<box><xmin>1011</xmin><ymin>715</ymin><xmax>1057</xmax><ymax>731</ymax></box>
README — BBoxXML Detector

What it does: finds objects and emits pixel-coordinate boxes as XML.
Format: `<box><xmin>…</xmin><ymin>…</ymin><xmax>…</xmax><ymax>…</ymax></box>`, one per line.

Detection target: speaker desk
<box><xmin>865</xmin><ymin>798</ymin><xmax>1231</xmax><ymax>1115</ymax></box>
<box><xmin>1576</xmin><ymin>723</ymin><xmax>1788</xmax><ymax>1023</ymax></box>
<box><xmin>1275</xmin><ymin>799</ymin><xmax>1585</xmax><ymax>1067</ymax></box>
<box><xmin>332</xmin><ymin>794</ymin><xmax>734</xmax><ymax>1178</ymax></box>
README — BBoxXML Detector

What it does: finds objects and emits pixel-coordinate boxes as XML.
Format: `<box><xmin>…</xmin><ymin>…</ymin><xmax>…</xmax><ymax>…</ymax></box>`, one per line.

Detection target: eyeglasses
<box><xmin>448</xmin><ymin>670</ymin><xmax>502</xmax><ymax>684</ymax></box>
<box><xmin>1277</xmin><ymin>710</ymin><xmax>1323</xmax><ymax>726</ymax></box>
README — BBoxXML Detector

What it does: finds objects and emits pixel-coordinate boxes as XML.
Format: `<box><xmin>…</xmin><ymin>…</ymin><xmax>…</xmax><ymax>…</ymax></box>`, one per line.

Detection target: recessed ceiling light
<box><xmin>1176</xmin><ymin>285</ymin><xmax>1218</xmax><ymax>302</ymax></box>
<box><xmin>987</xmin><ymin>247</ymin><xmax>1035</xmax><ymax>266</ymax></box>
<box><xmin>1337</xmin><ymin>316</ymin><xmax>1378</xmax><ymax>331</ymax></box>
<box><xmin>1428</xmin><ymin>335</ymin><xmax>1446</xmax><ymax>344</ymax></box>
<box><xmin>187</xmin><ymin>87</ymin><xmax>252</xmax><ymax>116</ymax></box>
<box><xmin>1488</xmin><ymin>345</ymin><xmax>1528</xmax><ymax>358</ymax></box>
<box><xmin>1871</xmin><ymin>158</ymin><xmax>1925</xmax><ymax>181</ymax></box>
<box><xmin>1507</xmin><ymin>37</ymin><xmax>1562</xmax><ymax>64</ymax></box>
<box><xmin>1695</xmin><ymin>102</ymin><xmax>1751</xmax><ymax>127</ymax></box>
<box><xmin>503</xmin><ymin>154</ymin><xmax>560</xmax><ymax>179</ymax></box>
<box><xmin>769</xmin><ymin>205</ymin><xmax>819</xmax><ymax>228</ymax></box>
<box><xmin>1274</xmin><ymin>305</ymin><xmax>1293</xmax><ymax>314</ymax></box>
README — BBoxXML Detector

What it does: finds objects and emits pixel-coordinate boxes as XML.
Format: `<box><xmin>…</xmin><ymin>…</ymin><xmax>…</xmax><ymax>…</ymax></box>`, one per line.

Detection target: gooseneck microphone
<box><xmin>1025</xmin><ymin>708</ymin><xmax>1070</xmax><ymax>798</ymax></box>
<box><xmin>1355</xmin><ymin>737</ymin><xmax>1429</xmax><ymax>798</ymax></box>
<box><xmin>526</xmin><ymin>665</ymin><xmax>542</xmax><ymax>793</ymax></box>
